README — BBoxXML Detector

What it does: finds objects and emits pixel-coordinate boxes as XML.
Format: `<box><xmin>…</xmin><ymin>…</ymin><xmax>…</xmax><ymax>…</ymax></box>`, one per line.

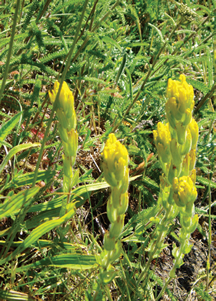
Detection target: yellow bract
<box><xmin>49</xmin><ymin>81</ymin><xmax>76</xmax><ymax>131</ymax></box>
<box><xmin>48</xmin><ymin>81</ymin><xmax>74</xmax><ymax>108</ymax></box>
<box><xmin>102</xmin><ymin>133</ymin><xmax>128</xmax><ymax>185</ymax></box>
<box><xmin>173</xmin><ymin>176</ymin><xmax>197</xmax><ymax>206</ymax></box>
<box><xmin>166</xmin><ymin>75</ymin><xmax>194</xmax><ymax>113</ymax></box>
<box><xmin>166</xmin><ymin>75</ymin><xmax>194</xmax><ymax>129</ymax></box>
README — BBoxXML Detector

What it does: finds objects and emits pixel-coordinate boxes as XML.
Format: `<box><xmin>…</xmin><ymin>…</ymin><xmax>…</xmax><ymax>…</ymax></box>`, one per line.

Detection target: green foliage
<box><xmin>0</xmin><ymin>0</ymin><xmax>215</xmax><ymax>300</ymax></box>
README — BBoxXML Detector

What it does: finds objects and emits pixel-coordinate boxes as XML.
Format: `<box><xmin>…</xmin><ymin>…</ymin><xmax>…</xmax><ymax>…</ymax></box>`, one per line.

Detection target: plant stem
<box><xmin>137</xmin><ymin>205</ymin><xmax>173</xmax><ymax>288</ymax></box>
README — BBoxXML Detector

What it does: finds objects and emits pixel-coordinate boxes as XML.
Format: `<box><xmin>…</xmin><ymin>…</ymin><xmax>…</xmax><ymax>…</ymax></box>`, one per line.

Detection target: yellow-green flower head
<box><xmin>153</xmin><ymin>122</ymin><xmax>171</xmax><ymax>163</ymax></box>
<box><xmin>166</xmin><ymin>75</ymin><xmax>194</xmax><ymax>122</ymax></box>
<box><xmin>173</xmin><ymin>176</ymin><xmax>197</xmax><ymax>207</ymax></box>
<box><xmin>49</xmin><ymin>81</ymin><xmax>76</xmax><ymax>130</ymax></box>
<box><xmin>102</xmin><ymin>134</ymin><xmax>129</xmax><ymax>186</ymax></box>
<box><xmin>49</xmin><ymin>81</ymin><xmax>74</xmax><ymax>108</ymax></box>
<box><xmin>188</xmin><ymin>118</ymin><xmax>199</xmax><ymax>149</ymax></box>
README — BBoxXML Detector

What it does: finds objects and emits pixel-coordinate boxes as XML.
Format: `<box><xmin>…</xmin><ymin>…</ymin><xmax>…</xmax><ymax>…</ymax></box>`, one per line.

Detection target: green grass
<box><xmin>0</xmin><ymin>0</ymin><xmax>215</xmax><ymax>300</ymax></box>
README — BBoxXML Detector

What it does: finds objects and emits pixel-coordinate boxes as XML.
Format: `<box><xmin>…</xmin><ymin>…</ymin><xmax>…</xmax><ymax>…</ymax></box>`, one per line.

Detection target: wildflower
<box><xmin>173</xmin><ymin>176</ymin><xmax>197</xmax><ymax>207</ymax></box>
<box><xmin>102</xmin><ymin>133</ymin><xmax>129</xmax><ymax>186</ymax></box>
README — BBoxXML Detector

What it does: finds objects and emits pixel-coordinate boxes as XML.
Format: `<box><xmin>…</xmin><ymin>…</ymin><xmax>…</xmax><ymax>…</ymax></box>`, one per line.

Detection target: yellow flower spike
<box><xmin>166</xmin><ymin>75</ymin><xmax>194</xmax><ymax>122</ymax></box>
<box><xmin>49</xmin><ymin>81</ymin><xmax>77</xmax><ymax>131</ymax></box>
<box><xmin>48</xmin><ymin>81</ymin><xmax>59</xmax><ymax>104</ymax></box>
<box><xmin>188</xmin><ymin>118</ymin><xmax>199</xmax><ymax>149</ymax></box>
<box><xmin>153</xmin><ymin>122</ymin><xmax>171</xmax><ymax>163</ymax></box>
<box><xmin>102</xmin><ymin>133</ymin><xmax>129</xmax><ymax>185</ymax></box>
<box><xmin>173</xmin><ymin>176</ymin><xmax>197</xmax><ymax>207</ymax></box>
<box><xmin>49</xmin><ymin>81</ymin><xmax>72</xmax><ymax>109</ymax></box>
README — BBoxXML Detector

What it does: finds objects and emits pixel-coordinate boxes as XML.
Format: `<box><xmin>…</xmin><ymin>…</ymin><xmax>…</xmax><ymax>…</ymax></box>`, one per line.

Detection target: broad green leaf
<box><xmin>25</xmin><ymin>208</ymin><xmax>60</xmax><ymax>229</ymax></box>
<box><xmin>0</xmin><ymin>238</ymin><xmax>86</xmax><ymax>251</ymax></box>
<box><xmin>0</xmin><ymin>143</ymin><xmax>40</xmax><ymax>174</ymax></box>
<box><xmin>15</xmin><ymin>254</ymin><xmax>97</xmax><ymax>272</ymax></box>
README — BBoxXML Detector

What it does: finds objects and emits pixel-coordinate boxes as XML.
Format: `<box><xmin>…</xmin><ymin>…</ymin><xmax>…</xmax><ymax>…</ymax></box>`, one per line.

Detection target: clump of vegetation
<box><xmin>0</xmin><ymin>0</ymin><xmax>215</xmax><ymax>300</ymax></box>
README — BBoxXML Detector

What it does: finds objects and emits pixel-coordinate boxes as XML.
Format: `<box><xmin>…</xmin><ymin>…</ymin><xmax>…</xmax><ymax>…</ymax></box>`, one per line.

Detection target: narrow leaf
<box><xmin>0</xmin><ymin>143</ymin><xmax>40</xmax><ymax>174</ymax></box>
<box><xmin>0</xmin><ymin>112</ymin><xmax>22</xmax><ymax>146</ymax></box>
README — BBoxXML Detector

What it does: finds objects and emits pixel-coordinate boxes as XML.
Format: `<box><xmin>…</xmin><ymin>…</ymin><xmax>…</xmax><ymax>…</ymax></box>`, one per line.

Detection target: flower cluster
<box><xmin>49</xmin><ymin>81</ymin><xmax>78</xmax><ymax>196</ymax></box>
<box><xmin>101</xmin><ymin>133</ymin><xmax>129</xmax><ymax>268</ymax></box>
<box><xmin>154</xmin><ymin>75</ymin><xmax>199</xmax><ymax>266</ymax></box>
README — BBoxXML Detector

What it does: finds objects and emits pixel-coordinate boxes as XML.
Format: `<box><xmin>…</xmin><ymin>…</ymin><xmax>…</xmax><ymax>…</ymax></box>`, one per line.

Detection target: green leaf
<box><xmin>149</xmin><ymin>23</ymin><xmax>165</xmax><ymax>43</ymax></box>
<box><xmin>0</xmin><ymin>112</ymin><xmax>22</xmax><ymax>147</ymax></box>
<box><xmin>28</xmin><ymin>175</ymin><xmax>141</xmax><ymax>212</ymax></box>
<box><xmin>115</xmin><ymin>53</ymin><xmax>127</xmax><ymax>87</ymax></box>
<box><xmin>1</xmin><ymin>169</ymin><xmax>56</xmax><ymax>192</ymax></box>
<box><xmin>187</xmin><ymin>79</ymin><xmax>210</xmax><ymax>94</ymax></box>
<box><xmin>0</xmin><ymin>143</ymin><xmax>40</xmax><ymax>174</ymax></box>
<box><xmin>125</xmin><ymin>67</ymin><xmax>133</xmax><ymax>100</ymax></box>
<box><xmin>0</xmin><ymin>187</ymin><xmax>40</xmax><ymax>219</ymax></box>
<box><xmin>0</xmin><ymin>289</ymin><xmax>30</xmax><ymax>301</ymax></box>
<box><xmin>102</xmin><ymin>36</ymin><xmax>122</xmax><ymax>51</ymax></box>
<box><xmin>196</xmin><ymin>176</ymin><xmax>216</xmax><ymax>189</ymax></box>
<box><xmin>15</xmin><ymin>254</ymin><xmax>97</xmax><ymax>272</ymax></box>
<box><xmin>0</xmin><ymin>205</ymin><xmax>76</xmax><ymax>265</ymax></box>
